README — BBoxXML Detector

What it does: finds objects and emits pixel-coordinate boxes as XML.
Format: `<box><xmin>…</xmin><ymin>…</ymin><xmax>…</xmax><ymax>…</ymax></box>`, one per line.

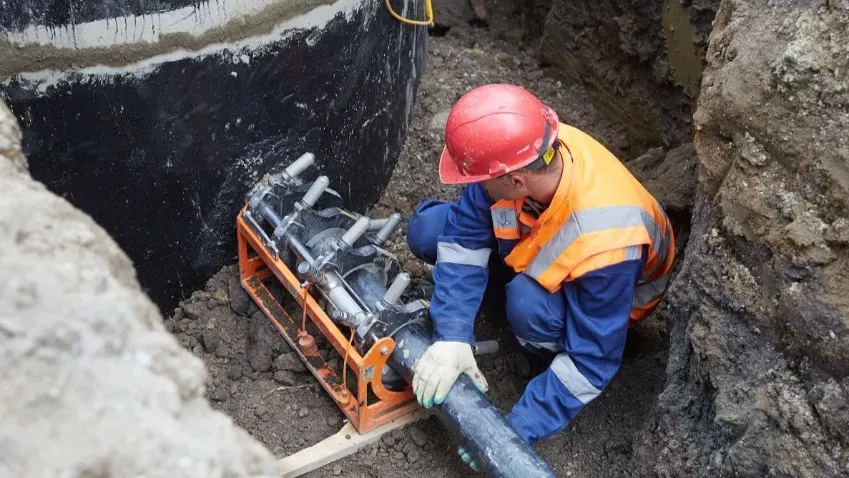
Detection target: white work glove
<box><xmin>458</xmin><ymin>447</ymin><xmax>479</xmax><ymax>471</ymax></box>
<box><xmin>412</xmin><ymin>341</ymin><xmax>489</xmax><ymax>408</ymax></box>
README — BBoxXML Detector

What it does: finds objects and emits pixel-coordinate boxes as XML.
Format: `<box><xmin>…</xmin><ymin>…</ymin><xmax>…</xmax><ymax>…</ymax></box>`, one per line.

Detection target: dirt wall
<box><xmin>538</xmin><ymin>0</ymin><xmax>718</xmax><ymax>154</ymax></box>
<box><xmin>0</xmin><ymin>100</ymin><xmax>277</xmax><ymax>477</ymax></box>
<box><xmin>633</xmin><ymin>1</ymin><xmax>849</xmax><ymax>475</ymax></box>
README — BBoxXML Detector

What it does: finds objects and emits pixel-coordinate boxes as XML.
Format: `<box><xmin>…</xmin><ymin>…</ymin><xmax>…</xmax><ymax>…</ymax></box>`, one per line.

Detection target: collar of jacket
<box><xmin>529</xmin><ymin>127</ymin><xmax>574</xmax><ymax>234</ymax></box>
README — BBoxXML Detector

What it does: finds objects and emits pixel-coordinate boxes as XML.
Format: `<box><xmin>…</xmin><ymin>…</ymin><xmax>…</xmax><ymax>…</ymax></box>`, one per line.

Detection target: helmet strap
<box><xmin>524</xmin><ymin>122</ymin><xmax>555</xmax><ymax>171</ymax></box>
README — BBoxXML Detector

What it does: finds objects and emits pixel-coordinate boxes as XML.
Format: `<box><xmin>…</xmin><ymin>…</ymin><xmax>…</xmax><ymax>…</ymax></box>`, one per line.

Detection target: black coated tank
<box><xmin>0</xmin><ymin>0</ymin><xmax>427</xmax><ymax>311</ymax></box>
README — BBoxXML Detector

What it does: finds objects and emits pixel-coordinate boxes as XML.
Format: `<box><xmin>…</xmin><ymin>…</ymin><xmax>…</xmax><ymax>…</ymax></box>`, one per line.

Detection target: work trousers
<box><xmin>407</xmin><ymin>200</ymin><xmax>565</xmax><ymax>365</ymax></box>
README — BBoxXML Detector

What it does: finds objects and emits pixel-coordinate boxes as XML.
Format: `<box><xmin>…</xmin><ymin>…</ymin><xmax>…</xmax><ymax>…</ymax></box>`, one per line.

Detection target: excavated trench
<box><xmin>4</xmin><ymin>0</ymin><xmax>848</xmax><ymax>477</ymax></box>
<box><xmin>3</xmin><ymin>0</ymin><xmax>703</xmax><ymax>476</ymax></box>
<box><xmin>160</xmin><ymin>1</ymin><xmax>707</xmax><ymax>476</ymax></box>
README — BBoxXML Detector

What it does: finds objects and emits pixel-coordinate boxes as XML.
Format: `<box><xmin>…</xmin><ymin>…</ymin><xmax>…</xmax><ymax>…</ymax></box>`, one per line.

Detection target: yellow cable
<box><xmin>385</xmin><ymin>0</ymin><xmax>434</xmax><ymax>27</ymax></box>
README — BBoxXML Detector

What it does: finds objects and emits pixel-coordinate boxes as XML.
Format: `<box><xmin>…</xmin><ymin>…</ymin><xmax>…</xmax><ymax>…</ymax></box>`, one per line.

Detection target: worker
<box><xmin>407</xmin><ymin>84</ymin><xmax>676</xmax><ymax>468</ymax></box>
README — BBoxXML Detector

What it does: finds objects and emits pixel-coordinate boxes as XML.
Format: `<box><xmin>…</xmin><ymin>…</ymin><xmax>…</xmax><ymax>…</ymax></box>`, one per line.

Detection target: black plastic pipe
<box><xmin>269</xmin><ymin>200</ymin><xmax>556</xmax><ymax>477</ymax></box>
<box><xmin>346</xmin><ymin>269</ymin><xmax>387</xmax><ymax>313</ymax></box>
<box><xmin>389</xmin><ymin>324</ymin><xmax>556</xmax><ymax>478</ymax></box>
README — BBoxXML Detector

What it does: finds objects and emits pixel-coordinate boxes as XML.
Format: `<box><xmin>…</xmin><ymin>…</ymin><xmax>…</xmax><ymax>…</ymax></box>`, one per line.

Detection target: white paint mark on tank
<box><xmin>7</xmin><ymin>0</ymin><xmax>297</xmax><ymax>49</ymax></box>
<box><xmin>3</xmin><ymin>0</ymin><xmax>361</xmax><ymax>87</ymax></box>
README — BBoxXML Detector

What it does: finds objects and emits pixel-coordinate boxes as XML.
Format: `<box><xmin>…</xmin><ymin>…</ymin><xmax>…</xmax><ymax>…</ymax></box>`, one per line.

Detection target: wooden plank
<box><xmin>278</xmin><ymin>409</ymin><xmax>433</xmax><ymax>477</ymax></box>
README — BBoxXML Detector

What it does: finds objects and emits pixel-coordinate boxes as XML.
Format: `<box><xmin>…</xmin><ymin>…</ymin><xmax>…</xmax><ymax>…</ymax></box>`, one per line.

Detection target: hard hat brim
<box><xmin>438</xmin><ymin>147</ymin><xmax>494</xmax><ymax>185</ymax></box>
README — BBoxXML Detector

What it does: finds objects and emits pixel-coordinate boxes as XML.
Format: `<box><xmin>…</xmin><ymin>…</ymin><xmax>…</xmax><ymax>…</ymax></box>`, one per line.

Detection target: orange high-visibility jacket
<box><xmin>490</xmin><ymin>124</ymin><xmax>676</xmax><ymax>325</ymax></box>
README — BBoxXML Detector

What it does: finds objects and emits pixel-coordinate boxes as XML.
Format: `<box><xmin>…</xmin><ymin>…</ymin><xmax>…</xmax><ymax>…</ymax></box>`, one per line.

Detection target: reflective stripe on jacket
<box><xmin>490</xmin><ymin>124</ymin><xmax>676</xmax><ymax>325</ymax></box>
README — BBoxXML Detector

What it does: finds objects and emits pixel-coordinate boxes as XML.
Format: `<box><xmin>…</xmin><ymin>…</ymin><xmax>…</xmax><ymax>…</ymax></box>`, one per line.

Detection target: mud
<box><xmin>165</xmin><ymin>4</ymin><xmax>697</xmax><ymax>475</ymax></box>
<box><xmin>0</xmin><ymin>0</ymin><xmax>334</xmax><ymax>79</ymax></box>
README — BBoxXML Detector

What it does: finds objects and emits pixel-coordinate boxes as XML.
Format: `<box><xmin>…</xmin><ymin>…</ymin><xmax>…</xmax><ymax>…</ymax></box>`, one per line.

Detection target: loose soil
<box><xmin>165</xmin><ymin>8</ymin><xmax>675</xmax><ymax>477</ymax></box>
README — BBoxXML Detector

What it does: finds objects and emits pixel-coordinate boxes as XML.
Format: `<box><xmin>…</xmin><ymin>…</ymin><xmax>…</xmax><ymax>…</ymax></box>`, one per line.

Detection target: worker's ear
<box><xmin>504</xmin><ymin>171</ymin><xmax>527</xmax><ymax>192</ymax></box>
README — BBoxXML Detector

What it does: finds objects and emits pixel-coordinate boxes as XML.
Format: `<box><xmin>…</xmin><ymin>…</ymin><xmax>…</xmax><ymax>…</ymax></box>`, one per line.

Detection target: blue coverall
<box><xmin>407</xmin><ymin>183</ymin><xmax>646</xmax><ymax>443</ymax></box>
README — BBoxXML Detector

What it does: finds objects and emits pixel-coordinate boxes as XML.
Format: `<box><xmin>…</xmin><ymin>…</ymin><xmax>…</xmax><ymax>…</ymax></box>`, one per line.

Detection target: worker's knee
<box><xmin>504</xmin><ymin>274</ymin><xmax>566</xmax><ymax>351</ymax></box>
<box><xmin>406</xmin><ymin>200</ymin><xmax>449</xmax><ymax>264</ymax></box>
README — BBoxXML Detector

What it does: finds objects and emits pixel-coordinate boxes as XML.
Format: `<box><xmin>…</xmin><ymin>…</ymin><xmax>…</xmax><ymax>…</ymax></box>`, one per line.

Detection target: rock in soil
<box><xmin>247</xmin><ymin>312</ymin><xmax>286</xmax><ymax>372</ymax></box>
<box><xmin>201</xmin><ymin>330</ymin><xmax>220</xmax><ymax>353</ymax></box>
<box><xmin>274</xmin><ymin>352</ymin><xmax>307</xmax><ymax>373</ymax></box>
<box><xmin>409</xmin><ymin>426</ymin><xmax>430</xmax><ymax>448</ymax></box>
<box><xmin>273</xmin><ymin>371</ymin><xmax>297</xmax><ymax>385</ymax></box>
<box><xmin>182</xmin><ymin>299</ymin><xmax>207</xmax><ymax>320</ymax></box>
<box><xmin>227</xmin><ymin>365</ymin><xmax>243</xmax><ymax>381</ymax></box>
<box><xmin>209</xmin><ymin>387</ymin><xmax>230</xmax><ymax>402</ymax></box>
<box><xmin>229</xmin><ymin>274</ymin><xmax>253</xmax><ymax>316</ymax></box>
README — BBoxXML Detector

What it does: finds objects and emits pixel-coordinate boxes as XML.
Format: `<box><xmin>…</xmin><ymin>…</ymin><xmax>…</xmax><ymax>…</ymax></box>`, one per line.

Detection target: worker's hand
<box><xmin>458</xmin><ymin>446</ymin><xmax>479</xmax><ymax>471</ymax></box>
<box><xmin>412</xmin><ymin>341</ymin><xmax>488</xmax><ymax>408</ymax></box>
<box><xmin>457</xmin><ymin>447</ymin><xmax>478</xmax><ymax>471</ymax></box>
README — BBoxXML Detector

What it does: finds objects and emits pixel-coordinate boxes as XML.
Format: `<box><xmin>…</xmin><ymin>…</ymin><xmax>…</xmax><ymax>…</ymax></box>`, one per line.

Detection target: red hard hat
<box><xmin>439</xmin><ymin>84</ymin><xmax>559</xmax><ymax>184</ymax></box>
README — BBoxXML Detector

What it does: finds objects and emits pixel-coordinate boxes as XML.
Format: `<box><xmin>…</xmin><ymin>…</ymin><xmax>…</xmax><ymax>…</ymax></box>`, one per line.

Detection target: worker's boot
<box><xmin>528</xmin><ymin>350</ymin><xmax>554</xmax><ymax>377</ymax></box>
<box><xmin>519</xmin><ymin>347</ymin><xmax>555</xmax><ymax>379</ymax></box>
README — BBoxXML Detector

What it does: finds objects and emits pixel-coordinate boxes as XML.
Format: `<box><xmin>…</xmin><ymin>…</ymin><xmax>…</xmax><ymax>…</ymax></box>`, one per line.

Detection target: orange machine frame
<box><xmin>237</xmin><ymin>209</ymin><xmax>419</xmax><ymax>433</ymax></box>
